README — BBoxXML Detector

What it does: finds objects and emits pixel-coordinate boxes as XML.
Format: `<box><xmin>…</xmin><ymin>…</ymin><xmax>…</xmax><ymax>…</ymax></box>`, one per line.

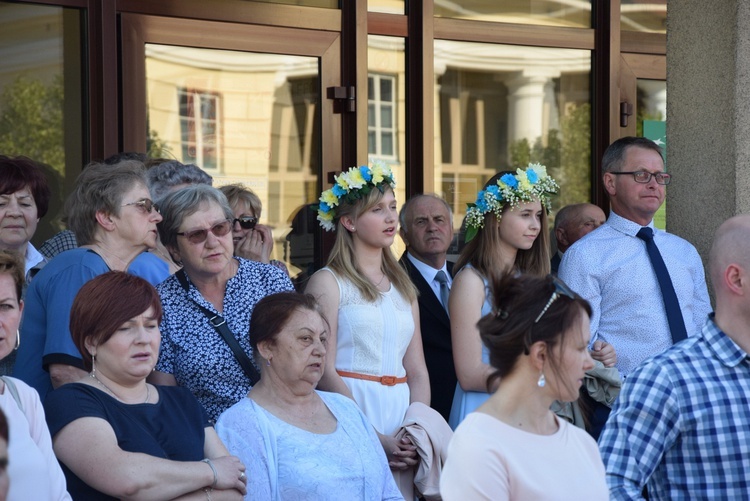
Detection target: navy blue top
<box><xmin>45</xmin><ymin>383</ymin><xmax>209</xmax><ymax>500</ymax></box>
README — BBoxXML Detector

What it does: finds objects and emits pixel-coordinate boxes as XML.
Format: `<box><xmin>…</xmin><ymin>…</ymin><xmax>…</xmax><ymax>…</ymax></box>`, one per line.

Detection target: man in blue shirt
<box><xmin>599</xmin><ymin>214</ymin><xmax>750</xmax><ymax>499</ymax></box>
<box><xmin>559</xmin><ymin>137</ymin><xmax>711</xmax><ymax>377</ymax></box>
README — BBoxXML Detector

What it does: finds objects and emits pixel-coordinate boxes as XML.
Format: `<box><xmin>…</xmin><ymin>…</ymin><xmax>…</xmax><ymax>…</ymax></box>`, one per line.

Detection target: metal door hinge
<box><xmin>327</xmin><ymin>86</ymin><xmax>356</xmax><ymax>113</ymax></box>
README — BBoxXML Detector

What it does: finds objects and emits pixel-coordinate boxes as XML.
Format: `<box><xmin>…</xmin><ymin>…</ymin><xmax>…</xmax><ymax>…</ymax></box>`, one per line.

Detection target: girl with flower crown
<box><xmin>305</xmin><ymin>164</ymin><xmax>430</xmax><ymax>488</ymax></box>
<box><xmin>448</xmin><ymin>165</ymin><xmax>558</xmax><ymax>429</ymax></box>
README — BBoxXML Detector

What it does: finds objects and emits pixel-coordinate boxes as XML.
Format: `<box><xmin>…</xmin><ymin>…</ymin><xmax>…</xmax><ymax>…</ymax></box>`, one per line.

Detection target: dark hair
<box><xmin>479</xmin><ymin>274</ymin><xmax>591</xmax><ymax>390</ymax></box>
<box><xmin>70</xmin><ymin>271</ymin><xmax>163</xmax><ymax>371</ymax></box>
<box><xmin>0</xmin><ymin>250</ymin><xmax>25</xmax><ymax>301</ymax></box>
<box><xmin>601</xmin><ymin>136</ymin><xmax>663</xmax><ymax>174</ymax></box>
<box><xmin>249</xmin><ymin>292</ymin><xmax>329</xmax><ymax>365</ymax></box>
<box><xmin>0</xmin><ymin>156</ymin><xmax>52</xmax><ymax>218</ymax></box>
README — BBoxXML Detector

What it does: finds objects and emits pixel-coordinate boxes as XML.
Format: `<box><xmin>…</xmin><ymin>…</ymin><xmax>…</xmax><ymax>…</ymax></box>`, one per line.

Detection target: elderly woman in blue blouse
<box><xmin>149</xmin><ymin>185</ymin><xmax>294</xmax><ymax>422</ymax></box>
<box><xmin>216</xmin><ymin>292</ymin><xmax>402</xmax><ymax>500</ymax></box>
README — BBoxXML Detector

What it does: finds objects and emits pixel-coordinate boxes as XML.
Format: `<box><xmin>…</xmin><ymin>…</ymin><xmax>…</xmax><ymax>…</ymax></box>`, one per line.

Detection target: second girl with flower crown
<box><xmin>448</xmin><ymin>164</ymin><xmax>559</xmax><ymax>429</ymax></box>
<box><xmin>305</xmin><ymin>163</ymin><xmax>430</xmax><ymax>496</ymax></box>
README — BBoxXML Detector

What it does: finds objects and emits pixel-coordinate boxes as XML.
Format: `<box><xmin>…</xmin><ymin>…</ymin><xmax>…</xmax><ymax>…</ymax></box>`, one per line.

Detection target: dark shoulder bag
<box><xmin>176</xmin><ymin>269</ymin><xmax>260</xmax><ymax>385</ymax></box>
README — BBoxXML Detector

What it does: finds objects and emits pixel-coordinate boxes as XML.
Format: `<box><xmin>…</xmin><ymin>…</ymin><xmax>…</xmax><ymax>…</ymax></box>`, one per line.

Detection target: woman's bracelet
<box><xmin>201</xmin><ymin>458</ymin><xmax>218</xmax><ymax>490</ymax></box>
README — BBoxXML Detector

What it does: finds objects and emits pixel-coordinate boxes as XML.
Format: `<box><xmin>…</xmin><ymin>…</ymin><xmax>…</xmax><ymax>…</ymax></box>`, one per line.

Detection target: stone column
<box><xmin>668</xmin><ymin>0</ymin><xmax>750</xmax><ymax>269</ymax></box>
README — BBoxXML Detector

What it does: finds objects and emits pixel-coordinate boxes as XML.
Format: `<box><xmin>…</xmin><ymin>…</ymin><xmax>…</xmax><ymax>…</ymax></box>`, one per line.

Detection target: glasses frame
<box><xmin>233</xmin><ymin>215</ymin><xmax>258</xmax><ymax>230</ymax></box>
<box><xmin>122</xmin><ymin>198</ymin><xmax>159</xmax><ymax>213</ymax></box>
<box><xmin>534</xmin><ymin>276</ymin><xmax>578</xmax><ymax>324</ymax></box>
<box><xmin>609</xmin><ymin>171</ymin><xmax>671</xmax><ymax>185</ymax></box>
<box><xmin>176</xmin><ymin>219</ymin><xmax>233</xmax><ymax>244</ymax></box>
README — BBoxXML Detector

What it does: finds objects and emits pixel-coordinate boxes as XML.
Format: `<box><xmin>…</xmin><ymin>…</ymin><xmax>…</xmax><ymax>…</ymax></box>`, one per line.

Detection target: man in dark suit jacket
<box><xmin>398</xmin><ymin>194</ymin><xmax>456</xmax><ymax>421</ymax></box>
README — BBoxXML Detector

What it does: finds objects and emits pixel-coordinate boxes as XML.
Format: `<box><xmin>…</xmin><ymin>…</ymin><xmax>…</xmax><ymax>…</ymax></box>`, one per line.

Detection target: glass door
<box><xmin>120</xmin><ymin>14</ymin><xmax>343</xmax><ymax>288</ymax></box>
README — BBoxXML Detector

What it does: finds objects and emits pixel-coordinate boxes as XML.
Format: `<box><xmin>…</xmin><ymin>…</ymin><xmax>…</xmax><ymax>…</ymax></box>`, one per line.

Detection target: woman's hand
<box><xmin>235</xmin><ymin>225</ymin><xmax>274</xmax><ymax>263</ymax></box>
<box><xmin>378</xmin><ymin>433</ymin><xmax>418</xmax><ymax>471</ymax></box>
<box><xmin>209</xmin><ymin>456</ymin><xmax>248</xmax><ymax>495</ymax></box>
<box><xmin>591</xmin><ymin>340</ymin><xmax>617</xmax><ymax>368</ymax></box>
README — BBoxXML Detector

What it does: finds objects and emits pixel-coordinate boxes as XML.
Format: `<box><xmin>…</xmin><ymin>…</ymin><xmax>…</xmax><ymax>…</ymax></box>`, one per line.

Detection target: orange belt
<box><xmin>337</xmin><ymin>370</ymin><xmax>407</xmax><ymax>386</ymax></box>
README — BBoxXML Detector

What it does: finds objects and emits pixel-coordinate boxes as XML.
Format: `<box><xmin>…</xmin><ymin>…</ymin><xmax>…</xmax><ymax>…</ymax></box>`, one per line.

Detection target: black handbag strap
<box><xmin>176</xmin><ymin>269</ymin><xmax>260</xmax><ymax>385</ymax></box>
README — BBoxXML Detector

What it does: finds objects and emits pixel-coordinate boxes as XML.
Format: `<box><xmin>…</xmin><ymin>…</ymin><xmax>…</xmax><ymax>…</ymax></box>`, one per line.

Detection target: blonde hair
<box><xmin>327</xmin><ymin>187</ymin><xmax>416</xmax><ymax>303</ymax></box>
<box><xmin>455</xmin><ymin>203</ymin><xmax>550</xmax><ymax>284</ymax></box>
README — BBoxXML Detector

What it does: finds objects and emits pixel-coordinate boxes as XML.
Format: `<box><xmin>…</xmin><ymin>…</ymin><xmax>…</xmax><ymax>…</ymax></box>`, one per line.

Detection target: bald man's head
<box><xmin>709</xmin><ymin>215</ymin><xmax>750</xmax><ymax>295</ymax></box>
<box><xmin>554</xmin><ymin>203</ymin><xmax>606</xmax><ymax>252</ymax></box>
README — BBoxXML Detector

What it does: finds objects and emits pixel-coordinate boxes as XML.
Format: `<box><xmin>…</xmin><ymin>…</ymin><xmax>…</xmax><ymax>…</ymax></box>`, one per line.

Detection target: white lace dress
<box><xmin>324</xmin><ymin>268</ymin><xmax>414</xmax><ymax>436</ymax></box>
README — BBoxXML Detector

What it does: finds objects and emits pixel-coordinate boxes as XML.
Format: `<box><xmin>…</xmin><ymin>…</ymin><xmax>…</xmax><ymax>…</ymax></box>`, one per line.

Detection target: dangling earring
<box><xmin>537</xmin><ymin>372</ymin><xmax>546</xmax><ymax>388</ymax></box>
<box><xmin>90</xmin><ymin>354</ymin><xmax>97</xmax><ymax>375</ymax></box>
<box><xmin>14</xmin><ymin>330</ymin><xmax>19</xmax><ymax>350</ymax></box>
<box><xmin>266</xmin><ymin>358</ymin><xmax>271</xmax><ymax>367</ymax></box>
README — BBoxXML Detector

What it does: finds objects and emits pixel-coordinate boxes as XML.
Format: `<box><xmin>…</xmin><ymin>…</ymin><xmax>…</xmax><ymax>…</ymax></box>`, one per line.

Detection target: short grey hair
<box><xmin>157</xmin><ymin>185</ymin><xmax>234</xmax><ymax>251</ymax></box>
<box><xmin>147</xmin><ymin>160</ymin><xmax>213</xmax><ymax>203</ymax></box>
<box><xmin>65</xmin><ymin>160</ymin><xmax>148</xmax><ymax>245</ymax></box>
<box><xmin>399</xmin><ymin>194</ymin><xmax>453</xmax><ymax>233</ymax></box>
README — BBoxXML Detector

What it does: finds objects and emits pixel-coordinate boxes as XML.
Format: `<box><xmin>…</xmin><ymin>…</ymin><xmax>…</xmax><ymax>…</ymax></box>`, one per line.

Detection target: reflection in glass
<box><xmin>434</xmin><ymin>40</ymin><xmax>591</xmax><ymax>230</ymax></box>
<box><xmin>433</xmin><ymin>0</ymin><xmax>591</xmax><ymax>28</ymax></box>
<box><xmin>368</xmin><ymin>0</ymin><xmax>404</xmax><ymax>15</ymax></box>
<box><xmin>146</xmin><ymin>44</ymin><xmax>320</xmax><ymax>282</ymax></box>
<box><xmin>0</xmin><ymin>2</ymin><xmax>84</xmax><ymax>244</ymax></box>
<box><xmin>621</xmin><ymin>0</ymin><xmax>666</xmax><ymax>33</ymax></box>
<box><xmin>368</xmin><ymin>35</ymin><xmax>406</xmax><ymax>257</ymax></box>
<box><xmin>636</xmin><ymin>79</ymin><xmax>666</xmax><ymax>135</ymax></box>
<box><xmin>252</xmin><ymin>0</ymin><xmax>338</xmax><ymax>8</ymax></box>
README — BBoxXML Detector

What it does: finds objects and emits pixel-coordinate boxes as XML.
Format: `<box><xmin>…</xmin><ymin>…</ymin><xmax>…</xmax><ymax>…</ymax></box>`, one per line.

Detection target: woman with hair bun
<box><xmin>440</xmin><ymin>273</ymin><xmax>606</xmax><ymax>500</ymax></box>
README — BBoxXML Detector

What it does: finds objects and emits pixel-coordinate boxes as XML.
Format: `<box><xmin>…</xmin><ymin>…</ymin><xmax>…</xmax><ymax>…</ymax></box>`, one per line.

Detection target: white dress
<box><xmin>324</xmin><ymin>268</ymin><xmax>414</xmax><ymax>436</ymax></box>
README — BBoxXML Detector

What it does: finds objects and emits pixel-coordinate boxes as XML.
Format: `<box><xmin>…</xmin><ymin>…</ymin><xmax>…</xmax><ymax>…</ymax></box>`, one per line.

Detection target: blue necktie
<box><xmin>434</xmin><ymin>270</ymin><xmax>450</xmax><ymax>315</ymax></box>
<box><xmin>636</xmin><ymin>227</ymin><xmax>688</xmax><ymax>343</ymax></box>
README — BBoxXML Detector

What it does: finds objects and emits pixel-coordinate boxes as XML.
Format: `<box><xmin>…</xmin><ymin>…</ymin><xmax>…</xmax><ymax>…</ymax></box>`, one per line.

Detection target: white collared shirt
<box><xmin>406</xmin><ymin>251</ymin><xmax>451</xmax><ymax>307</ymax></box>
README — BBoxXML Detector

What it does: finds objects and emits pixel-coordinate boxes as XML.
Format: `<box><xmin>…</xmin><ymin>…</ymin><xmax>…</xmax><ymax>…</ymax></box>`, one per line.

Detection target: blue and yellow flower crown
<box><xmin>464</xmin><ymin>163</ymin><xmax>559</xmax><ymax>242</ymax></box>
<box><xmin>317</xmin><ymin>162</ymin><xmax>396</xmax><ymax>231</ymax></box>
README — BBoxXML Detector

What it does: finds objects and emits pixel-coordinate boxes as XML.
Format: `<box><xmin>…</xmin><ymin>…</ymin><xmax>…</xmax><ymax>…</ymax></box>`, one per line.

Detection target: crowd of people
<box><xmin>0</xmin><ymin>134</ymin><xmax>747</xmax><ymax>500</ymax></box>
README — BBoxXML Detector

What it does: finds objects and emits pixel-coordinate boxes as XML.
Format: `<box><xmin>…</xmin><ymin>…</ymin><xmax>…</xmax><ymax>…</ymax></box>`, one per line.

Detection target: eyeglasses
<box><xmin>233</xmin><ymin>215</ymin><xmax>257</xmax><ymax>230</ymax></box>
<box><xmin>122</xmin><ymin>199</ymin><xmax>159</xmax><ymax>213</ymax></box>
<box><xmin>609</xmin><ymin>171</ymin><xmax>671</xmax><ymax>185</ymax></box>
<box><xmin>534</xmin><ymin>276</ymin><xmax>577</xmax><ymax>323</ymax></box>
<box><xmin>176</xmin><ymin>220</ymin><xmax>232</xmax><ymax>244</ymax></box>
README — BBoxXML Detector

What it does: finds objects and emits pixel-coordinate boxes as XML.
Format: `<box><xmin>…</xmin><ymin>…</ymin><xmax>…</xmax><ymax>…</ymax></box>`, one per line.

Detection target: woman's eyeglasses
<box><xmin>233</xmin><ymin>216</ymin><xmax>258</xmax><ymax>230</ymax></box>
<box><xmin>122</xmin><ymin>199</ymin><xmax>159</xmax><ymax>213</ymax></box>
<box><xmin>176</xmin><ymin>220</ymin><xmax>232</xmax><ymax>244</ymax></box>
<box><xmin>534</xmin><ymin>276</ymin><xmax>577</xmax><ymax>323</ymax></box>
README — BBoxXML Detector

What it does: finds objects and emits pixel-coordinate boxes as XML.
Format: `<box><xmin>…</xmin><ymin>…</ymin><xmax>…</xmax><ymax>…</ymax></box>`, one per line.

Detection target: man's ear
<box><xmin>555</xmin><ymin>227</ymin><xmax>569</xmax><ymax>248</ymax></box>
<box><xmin>399</xmin><ymin>227</ymin><xmax>410</xmax><ymax>246</ymax></box>
<box><xmin>603</xmin><ymin>172</ymin><xmax>617</xmax><ymax>197</ymax></box>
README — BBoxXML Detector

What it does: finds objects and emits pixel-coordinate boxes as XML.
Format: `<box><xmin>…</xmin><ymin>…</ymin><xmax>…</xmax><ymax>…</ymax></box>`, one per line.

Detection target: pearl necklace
<box><xmin>90</xmin><ymin>373</ymin><xmax>150</xmax><ymax>404</ymax></box>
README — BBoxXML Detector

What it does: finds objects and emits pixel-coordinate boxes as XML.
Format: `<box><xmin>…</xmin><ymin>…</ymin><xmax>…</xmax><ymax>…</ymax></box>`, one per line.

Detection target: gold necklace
<box><xmin>90</xmin><ymin>373</ymin><xmax>150</xmax><ymax>404</ymax></box>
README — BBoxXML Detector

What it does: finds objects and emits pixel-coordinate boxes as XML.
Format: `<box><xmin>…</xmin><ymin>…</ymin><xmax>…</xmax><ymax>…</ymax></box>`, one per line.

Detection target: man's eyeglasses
<box><xmin>233</xmin><ymin>216</ymin><xmax>258</xmax><ymax>230</ymax></box>
<box><xmin>176</xmin><ymin>220</ymin><xmax>232</xmax><ymax>244</ymax></box>
<box><xmin>609</xmin><ymin>171</ymin><xmax>671</xmax><ymax>185</ymax></box>
<box><xmin>534</xmin><ymin>276</ymin><xmax>577</xmax><ymax>323</ymax></box>
<box><xmin>122</xmin><ymin>199</ymin><xmax>159</xmax><ymax>213</ymax></box>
